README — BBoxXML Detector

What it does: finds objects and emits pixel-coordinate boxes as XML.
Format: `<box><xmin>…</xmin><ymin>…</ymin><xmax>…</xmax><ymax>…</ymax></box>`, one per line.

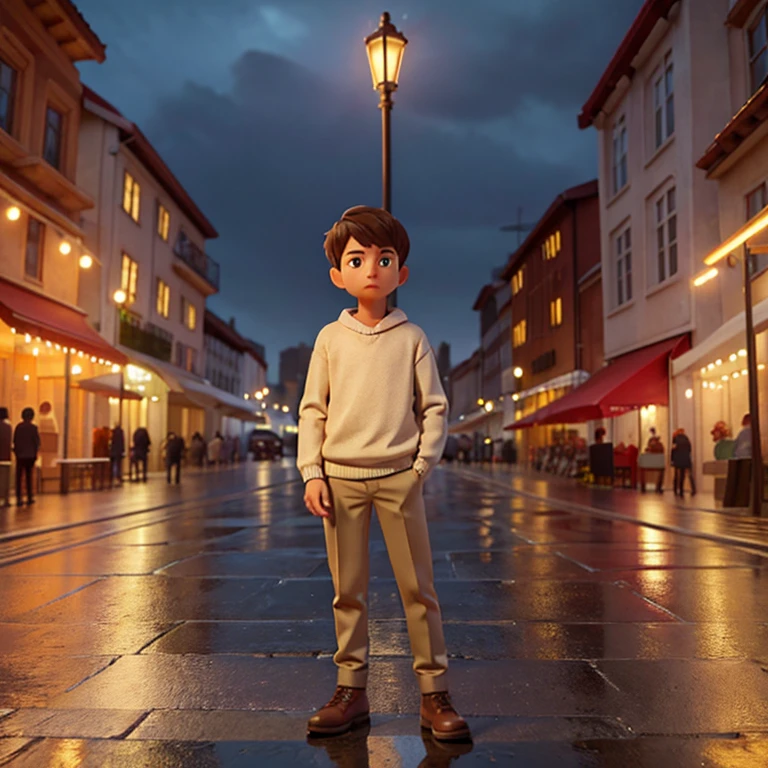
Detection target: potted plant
<box><xmin>711</xmin><ymin>421</ymin><xmax>734</xmax><ymax>459</ymax></box>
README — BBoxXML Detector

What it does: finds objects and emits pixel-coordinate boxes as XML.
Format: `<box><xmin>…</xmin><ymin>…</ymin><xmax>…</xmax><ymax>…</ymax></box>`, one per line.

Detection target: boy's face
<box><xmin>330</xmin><ymin>236</ymin><xmax>409</xmax><ymax>300</ymax></box>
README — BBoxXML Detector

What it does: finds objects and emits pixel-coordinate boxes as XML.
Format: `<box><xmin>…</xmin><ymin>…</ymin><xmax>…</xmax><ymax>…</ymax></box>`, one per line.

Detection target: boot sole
<box><xmin>307</xmin><ymin>713</ymin><xmax>370</xmax><ymax>736</ymax></box>
<box><xmin>420</xmin><ymin>717</ymin><xmax>472</xmax><ymax>741</ymax></box>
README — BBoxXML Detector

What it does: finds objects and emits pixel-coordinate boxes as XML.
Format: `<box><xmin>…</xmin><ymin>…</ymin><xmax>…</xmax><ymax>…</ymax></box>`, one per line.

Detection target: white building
<box><xmin>578</xmin><ymin>0</ymin><xmax>732</xmax><ymax>484</ymax></box>
<box><xmin>77</xmin><ymin>87</ymin><xmax>252</xmax><ymax>468</ymax></box>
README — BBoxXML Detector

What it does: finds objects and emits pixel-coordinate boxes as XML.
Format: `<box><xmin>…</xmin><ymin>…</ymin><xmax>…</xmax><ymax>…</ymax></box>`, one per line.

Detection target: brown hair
<box><xmin>323</xmin><ymin>206</ymin><xmax>410</xmax><ymax>269</ymax></box>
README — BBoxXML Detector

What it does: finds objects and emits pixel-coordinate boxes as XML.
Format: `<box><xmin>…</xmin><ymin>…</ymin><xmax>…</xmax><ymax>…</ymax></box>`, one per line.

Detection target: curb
<box><xmin>451</xmin><ymin>466</ymin><xmax>768</xmax><ymax>556</ymax></box>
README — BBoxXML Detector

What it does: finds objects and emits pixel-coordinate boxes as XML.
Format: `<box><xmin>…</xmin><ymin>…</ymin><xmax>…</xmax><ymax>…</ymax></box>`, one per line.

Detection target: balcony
<box><xmin>172</xmin><ymin>234</ymin><xmax>220</xmax><ymax>296</ymax></box>
<box><xmin>119</xmin><ymin>317</ymin><xmax>172</xmax><ymax>362</ymax></box>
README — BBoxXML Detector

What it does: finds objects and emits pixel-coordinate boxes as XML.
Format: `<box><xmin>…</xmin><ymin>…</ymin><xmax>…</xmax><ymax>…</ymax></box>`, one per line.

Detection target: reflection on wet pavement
<box><xmin>1</xmin><ymin>465</ymin><xmax>768</xmax><ymax>765</ymax></box>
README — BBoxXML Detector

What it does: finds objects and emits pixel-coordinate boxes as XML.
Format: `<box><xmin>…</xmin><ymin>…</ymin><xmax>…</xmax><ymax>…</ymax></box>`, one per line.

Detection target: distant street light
<box><xmin>513</xmin><ymin>367</ymin><xmax>523</xmax><ymax>379</ymax></box>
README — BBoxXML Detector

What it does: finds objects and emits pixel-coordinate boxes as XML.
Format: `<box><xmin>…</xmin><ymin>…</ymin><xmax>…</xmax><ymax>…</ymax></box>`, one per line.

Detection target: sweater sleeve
<box><xmin>297</xmin><ymin>333</ymin><xmax>330</xmax><ymax>483</ymax></box>
<box><xmin>413</xmin><ymin>339</ymin><xmax>448</xmax><ymax>476</ymax></box>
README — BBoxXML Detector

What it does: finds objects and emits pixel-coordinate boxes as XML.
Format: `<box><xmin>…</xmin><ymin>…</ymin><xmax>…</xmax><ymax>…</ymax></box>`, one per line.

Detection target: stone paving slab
<box><xmin>447</xmin><ymin>550</ymin><xmax>592</xmax><ymax>580</ymax></box>
<box><xmin>0</xmin><ymin>656</ymin><xmax>115</xmax><ymax>709</ymax></box>
<box><xmin>3</xmin><ymin>733</ymin><xmax>768</xmax><ymax>767</ymax></box>
<box><xmin>0</xmin><ymin>575</ymin><xmax>98</xmax><ymax>620</ymax></box>
<box><xmin>102</xmin><ymin>523</ymin><xmax>249</xmax><ymax>547</ymax></box>
<box><xmin>0</xmin><ymin>708</ymin><xmax>145</xmax><ymax>739</ymax></box>
<box><xmin>596</xmin><ymin>659</ymin><xmax>768</xmax><ymax>733</ymax></box>
<box><xmin>47</xmin><ymin>656</ymin><xmax>619</xmax><ymax>718</ymax></box>
<box><xmin>0</xmin><ymin>738</ymin><xmax>34</xmax><ymax>764</ymax></box>
<box><xmin>158</xmin><ymin>552</ymin><xmax>328</xmax><ymax>578</ymax></box>
<box><xmin>11</xmin><ymin>576</ymin><xmax>279</xmax><ymax>624</ymax></box>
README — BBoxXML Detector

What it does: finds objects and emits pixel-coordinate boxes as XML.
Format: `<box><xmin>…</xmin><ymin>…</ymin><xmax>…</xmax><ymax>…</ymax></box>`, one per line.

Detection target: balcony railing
<box><xmin>173</xmin><ymin>236</ymin><xmax>220</xmax><ymax>291</ymax></box>
<box><xmin>119</xmin><ymin>317</ymin><xmax>173</xmax><ymax>362</ymax></box>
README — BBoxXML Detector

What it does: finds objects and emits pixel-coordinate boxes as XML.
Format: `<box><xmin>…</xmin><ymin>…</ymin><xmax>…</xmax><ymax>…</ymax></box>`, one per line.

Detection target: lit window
<box><xmin>653</xmin><ymin>52</ymin><xmax>674</xmax><ymax>149</ymax></box>
<box><xmin>188</xmin><ymin>302</ymin><xmax>196</xmax><ymax>330</ymax></box>
<box><xmin>512</xmin><ymin>268</ymin><xmax>524</xmax><ymax>295</ymax></box>
<box><xmin>749</xmin><ymin>8</ymin><xmax>768</xmax><ymax>93</ymax></box>
<box><xmin>615</xmin><ymin>226</ymin><xmax>632</xmax><ymax>307</ymax></box>
<box><xmin>122</xmin><ymin>172</ymin><xmax>140</xmax><ymax>222</ymax></box>
<box><xmin>156</xmin><ymin>278</ymin><xmax>170</xmax><ymax>318</ymax></box>
<box><xmin>513</xmin><ymin>320</ymin><xmax>527</xmax><ymax>348</ymax></box>
<box><xmin>549</xmin><ymin>297</ymin><xmax>563</xmax><ymax>327</ymax></box>
<box><xmin>612</xmin><ymin>114</ymin><xmax>628</xmax><ymax>194</ymax></box>
<box><xmin>121</xmin><ymin>253</ymin><xmax>138</xmax><ymax>305</ymax></box>
<box><xmin>157</xmin><ymin>203</ymin><xmax>170</xmax><ymax>241</ymax></box>
<box><xmin>655</xmin><ymin>186</ymin><xmax>677</xmax><ymax>283</ymax></box>
<box><xmin>542</xmin><ymin>232</ymin><xmax>561</xmax><ymax>261</ymax></box>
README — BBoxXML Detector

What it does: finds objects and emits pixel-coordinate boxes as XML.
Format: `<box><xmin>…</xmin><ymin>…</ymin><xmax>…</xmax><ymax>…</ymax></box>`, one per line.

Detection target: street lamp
<box><xmin>365</xmin><ymin>11</ymin><xmax>407</xmax><ymax>310</ymax></box>
<box><xmin>112</xmin><ymin>290</ymin><xmax>127</xmax><ymax>425</ymax></box>
<box><xmin>695</xmin><ymin>203</ymin><xmax>768</xmax><ymax>517</ymax></box>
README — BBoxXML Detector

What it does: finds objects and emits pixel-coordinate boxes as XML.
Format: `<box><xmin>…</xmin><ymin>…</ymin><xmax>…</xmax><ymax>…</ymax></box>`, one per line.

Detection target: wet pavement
<box><xmin>1</xmin><ymin>462</ymin><xmax>768</xmax><ymax>765</ymax></box>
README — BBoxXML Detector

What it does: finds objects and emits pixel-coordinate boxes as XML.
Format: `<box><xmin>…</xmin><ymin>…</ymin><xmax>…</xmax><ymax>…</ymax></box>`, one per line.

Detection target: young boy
<box><xmin>298</xmin><ymin>205</ymin><xmax>469</xmax><ymax>741</ymax></box>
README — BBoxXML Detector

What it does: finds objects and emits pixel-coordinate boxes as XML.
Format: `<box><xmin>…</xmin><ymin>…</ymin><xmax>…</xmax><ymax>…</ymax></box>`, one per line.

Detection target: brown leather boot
<box><xmin>307</xmin><ymin>685</ymin><xmax>370</xmax><ymax>736</ymax></box>
<box><xmin>420</xmin><ymin>691</ymin><xmax>471</xmax><ymax>741</ymax></box>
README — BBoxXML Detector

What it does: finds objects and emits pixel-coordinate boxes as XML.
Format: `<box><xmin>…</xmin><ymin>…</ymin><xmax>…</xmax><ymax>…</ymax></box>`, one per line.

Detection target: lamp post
<box><xmin>695</xmin><ymin>205</ymin><xmax>768</xmax><ymax>516</ymax></box>
<box><xmin>112</xmin><ymin>289</ymin><xmax>127</xmax><ymax>425</ymax></box>
<box><xmin>365</xmin><ymin>11</ymin><xmax>407</xmax><ymax>309</ymax></box>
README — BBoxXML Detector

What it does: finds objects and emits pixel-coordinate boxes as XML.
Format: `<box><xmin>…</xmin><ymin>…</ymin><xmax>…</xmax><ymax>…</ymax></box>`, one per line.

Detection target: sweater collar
<box><xmin>338</xmin><ymin>308</ymin><xmax>408</xmax><ymax>335</ymax></box>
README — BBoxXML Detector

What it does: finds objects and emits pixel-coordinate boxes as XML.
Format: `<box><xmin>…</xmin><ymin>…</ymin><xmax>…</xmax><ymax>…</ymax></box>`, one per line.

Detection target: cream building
<box><xmin>578</xmin><ymin>0</ymin><xmax>732</xmax><ymax>483</ymax></box>
<box><xmin>0</xmin><ymin>0</ymin><xmax>127</xmax><ymax>483</ymax></box>
<box><xmin>672</xmin><ymin>0</ymin><xmax>768</xmax><ymax>494</ymax></box>
<box><xmin>77</xmin><ymin>87</ymin><xmax>249</xmax><ymax>469</ymax></box>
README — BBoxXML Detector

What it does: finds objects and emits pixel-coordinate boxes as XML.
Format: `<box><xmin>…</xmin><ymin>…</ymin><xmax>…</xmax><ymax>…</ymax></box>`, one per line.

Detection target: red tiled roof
<box><xmin>500</xmin><ymin>180</ymin><xmax>598</xmax><ymax>280</ymax></box>
<box><xmin>696</xmin><ymin>81</ymin><xmax>768</xmax><ymax>174</ymax></box>
<box><xmin>82</xmin><ymin>85</ymin><xmax>218</xmax><ymax>239</ymax></box>
<box><xmin>578</xmin><ymin>0</ymin><xmax>678</xmax><ymax>130</ymax></box>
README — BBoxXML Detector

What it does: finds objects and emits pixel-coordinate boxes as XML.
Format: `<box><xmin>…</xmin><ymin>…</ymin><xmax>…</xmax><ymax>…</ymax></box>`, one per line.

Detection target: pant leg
<box><xmin>174</xmin><ymin>461</ymin><xmax>180</xmax><ymax>484</ymax></box>
<box><xmin>23</xmin><ymin>459</ymin><xmax>34</xmax><ymax>501</ymax></box>
<box><xmin>141</xmin><ymin>457</ymin><xmax>148</xmax><ymax>481</ymax></box>
<box><xmin>325</xmin><ymin>477</ymin><xmax>374</xmax><ymax>689</ymax></box>
<box><xmin>15</xmin><ymin>461</ymin><xmax>22</xmax><ymax>503</ymax></box>
<box><xmin>0</xmin><ymin>464</ymin><xmax>9</xmax><ymax>504</ymax></box>
<box><xmin>166</xmin><ymin>463</ymin><xmax>171</xmax><ymax>483</ymax></box>
<box><xmin>673</xmin><ymin>467</ymin><xmax>681</xmax><ymax>496</ymax></box>
<box><xmin>372</xmin><ymin>469</ymin><xmax>449</xmax><ymax>693</ymax></box>
<box><xmin>686</xmin><ymin>467</ymin><xmax>696</xmax><ymax>495</ymax></box>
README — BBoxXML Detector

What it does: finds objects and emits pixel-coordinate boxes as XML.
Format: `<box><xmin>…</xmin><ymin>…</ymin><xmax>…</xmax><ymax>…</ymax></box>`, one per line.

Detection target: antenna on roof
<box><xmin>500</xmin><ymin>206</ymin><xmax>535</xmax><ymax>247</ymax></box>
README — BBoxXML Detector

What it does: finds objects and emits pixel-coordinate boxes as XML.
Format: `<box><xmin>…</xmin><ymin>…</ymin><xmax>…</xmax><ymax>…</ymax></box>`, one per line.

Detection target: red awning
<box><xmin>506</xmin><ymin>335</ymin><xmax>689</xmax><ymax>430</ymax></box>
<box><xmin>0</xmin><ymin>278</ymin><xmax>127</xmax><ymax>365</ymax></box>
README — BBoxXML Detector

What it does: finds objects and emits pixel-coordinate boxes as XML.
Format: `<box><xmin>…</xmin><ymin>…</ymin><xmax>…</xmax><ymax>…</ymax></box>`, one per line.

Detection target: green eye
<box><xmin>380</xmin><ymin>257</ymin><xmax>392</xmax><ymax>267</ymax></box>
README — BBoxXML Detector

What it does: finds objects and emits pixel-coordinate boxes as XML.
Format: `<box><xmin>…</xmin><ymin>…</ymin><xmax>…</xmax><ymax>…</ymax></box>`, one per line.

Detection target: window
<box><xmin>541</xmin><ymin>231</ymin><xmax>561</xmax><ymax>261</ymax></box>
<box><xmin>615</xmin><ymin>227</ymin><xmax>632</xmax><ymax>307</ymax></box>
<box><xmin>122</xmin><ymin>171</ymin><xmax>141</xmax><ymax>222</ymax></box>
<box><xmin>0</xmin><ymin>58</ymin><xmax>17</xmax><ymax>135</ymax></box>
<box><xmin>612</xmin><ymin>115</ymin><xmax>628</xmax><ymax>194</ymax></box>
<box><xmin>121</xmin><ymin>253</ymin><xmax>138</xmax><ymax>305</ymax></box>
<box><xmin>43</xmin><ymin>106</ymin><xmax>63</xmax><ymax>168</ymax></box>
<box><xmin>157</xmin><ymin>203</ymin><xmax>170</xmax><ymax>241</ymax></box>
<box><xmin>653</xmin><ymin>52</ymin><xmax>674</xmax><ymax>149</ymax></box>
<box><xmin>24</xmin><ymin>216</ymin><xmax>43</xmax><ymax>280</ymax></box>
<box><xmin>180</xmin><ymin>296</ymin><xmax>196</xmax><ymax>330</ymax></box>
<box><xmin>156</xmin><ymin>278</ymin><xmax>170</xmax><ymax>318</ymax></box>
<box><xmin>655</xmin><ymin>186</ymin><xmax>677</xmax><ymax>283</ymax></box>
<box><xmin>513</xmin><ymin>320</ymin><xmax>527</xmax><ymax>348</ymax></box>
<box><xmin>749</xmin><ymin>8</ymin><xmax>768</xmax><ymax>93</ymax></box>
<box><xmin>512</xmin><ymin>267</ymin><xmax>524</xmax><ymax>295</ymax></box>
<box><xmin>747</xmin><ymin>183</ymin><xmax>768</xmax><ymax>276</ymax></box>
<box><xmin>549</xmin><ymin>297</ymin><xmax>563</xmax><ymax>327</ymax></box>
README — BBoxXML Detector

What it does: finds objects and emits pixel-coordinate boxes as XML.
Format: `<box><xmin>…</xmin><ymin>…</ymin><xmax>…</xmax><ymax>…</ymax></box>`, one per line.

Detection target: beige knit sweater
<box><xmin>297</xmin><ymin>308</ymin><xmax>448</xmax><ymax>483</ymax></box>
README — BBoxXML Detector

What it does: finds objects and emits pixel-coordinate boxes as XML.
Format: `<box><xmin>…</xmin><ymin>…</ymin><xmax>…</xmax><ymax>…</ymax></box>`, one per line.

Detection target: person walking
<box><xmin>671</xmin><ymin>428</ymin><xmax>696</xmax><ymax>498</ymax></box>
<box><xmin>165</xmin><ymin>431</ymin><xmax>184</xmax><ymax>484</ymax></box>
<box><xmin>207</xmin><ymin>432</ymin><xmax>223</xmax><ymax>466</ymax></box>
<box><xmin>0</xmin><ymin>408</ymin><xmax>11</xmax><ymax>507</ymax></box>
<box><xmin>646</xmin><ymin>427</ymin><xmax>665</xmax><ymax>494</ymax></box>
<box><xmin>13</xmin><ymin>407</ymin><xmax>39</xmax><ymax>506</ymax></box>
<box><xmin>131</xmin><ymin>426</ymin><xmax>151</xmax><ymax>482</ymax></box>
<box><xmin>109</xmin><ymin>424</ymin><xmax>125</xmax><ymax>486</ymax></box>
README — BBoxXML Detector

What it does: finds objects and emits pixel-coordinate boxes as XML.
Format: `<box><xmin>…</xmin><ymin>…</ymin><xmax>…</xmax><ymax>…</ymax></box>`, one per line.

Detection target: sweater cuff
<box><xmin>301</xmin><ymin>465</ymin><xmax>325</xmax><ymax>483</ymax></box>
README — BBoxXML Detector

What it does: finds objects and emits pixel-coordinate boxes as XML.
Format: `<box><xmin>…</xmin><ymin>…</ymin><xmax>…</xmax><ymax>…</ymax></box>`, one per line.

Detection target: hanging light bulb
<box><xmin>79</xmin><ymin>254</ymin><xmax>93</xmax><ymax>269</ymax></box>
<box><xmin>6</xmin><ymin>206</ymin><xmax>20</xmax><ymax>221</ymax></box>
<box><xmin>59</xmin><ymin>240</ymin><xmax>72</xmax><ymax>255</ymax></box>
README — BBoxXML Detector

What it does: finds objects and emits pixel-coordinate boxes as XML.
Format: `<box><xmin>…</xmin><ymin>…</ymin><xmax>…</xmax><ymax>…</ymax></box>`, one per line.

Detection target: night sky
<box><xmin>74</xmin><ymin>0</ymin><xmax>643</xmax><ymax>376</ymax></box>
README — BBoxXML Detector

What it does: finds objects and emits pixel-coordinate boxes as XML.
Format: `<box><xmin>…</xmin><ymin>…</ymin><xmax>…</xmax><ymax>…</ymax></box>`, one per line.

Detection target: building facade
<box><xmin>0</xmin><ymin>0</ymin><xmax>127</xmax><ymax>475</ymax></box>
<box><xmin>279</xmin><ymin>342</ymin><xmax>313</xmax><ymax>415</ymax></box>
<box><xmin>671</xmin><ymin>0</ymin><xmax>768</xmax><ymax>493</ymax></box>
<box><xmin>501</xmin><ymin>181</ymin><xmax>603</xmax><ymax>462</ymax></box>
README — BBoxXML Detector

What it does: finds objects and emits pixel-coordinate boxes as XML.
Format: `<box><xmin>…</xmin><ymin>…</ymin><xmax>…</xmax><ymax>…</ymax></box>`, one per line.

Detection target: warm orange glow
<box><xmin>6</xmin><ymin>206</ymin><xmax>20</xmax><ymax>221</ymax></box>
<box><xmin>365</xmin><ymin>13</ymin><xmax>407</xmax><ymax>89</ymax></box>
<box><xmin>693</xmin><ymin>267</ymin><xmax>718</xmax><ymax>287</ymax></box>
<box><xmin>703</xmin><ymin>204</ymin><xmax>768</xmax><ymax>265</ymax></box>
<box><xmin>113</xmin><ymin>289</ymin><xmax>127</xmax><ymax>305</ymax></box>
<box><xmin>59</xmin><ymin>240</ymin><xmax>72</xmax><ymax>255</ymax></box>
<box><xmin>79</xmin><ymin>254</ymin><xmax>93</xmax><ymax>269</ymax></box>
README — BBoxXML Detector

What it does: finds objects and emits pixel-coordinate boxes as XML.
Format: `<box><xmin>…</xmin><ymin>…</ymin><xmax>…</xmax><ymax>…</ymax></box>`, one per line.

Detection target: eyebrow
<box><xmin>343</xmin><ymin>247</ymin><xmax>397</xmax><ymax>257</ymax></box>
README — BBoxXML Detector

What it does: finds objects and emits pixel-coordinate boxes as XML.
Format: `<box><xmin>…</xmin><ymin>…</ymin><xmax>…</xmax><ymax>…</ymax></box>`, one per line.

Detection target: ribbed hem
<box><xmin>324</xmin><ymin>456</ymin><xmax>413</xmax><ymax>480</ymax></box>
<box><xmin>300</xmin><ymin>465</ymin><xmax>325</xmax><ymax>483</ymax></box>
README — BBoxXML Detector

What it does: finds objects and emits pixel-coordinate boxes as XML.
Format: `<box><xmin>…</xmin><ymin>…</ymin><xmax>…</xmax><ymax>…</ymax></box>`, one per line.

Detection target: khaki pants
<box><xmin>325</xmin><ymin>469</ymin><xmax>448</xmax><ymax>693</ymax></box>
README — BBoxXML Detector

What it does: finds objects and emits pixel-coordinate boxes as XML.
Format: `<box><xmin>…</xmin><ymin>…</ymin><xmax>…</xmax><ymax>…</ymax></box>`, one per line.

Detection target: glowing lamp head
<box><xmin>484</xmin><ymin>400</ymin><xmax>494</xmax><ymax>413</ymax></box>
<box><xmin>6</xmin><ymin>206</ymin><xmax>20</xmax><ymax>221</ymax></box>
<box><xmin>513</xmin><ymin>367</ymin><xmax>523</xmax><ymax>378</ymax></box>
<box><xmin>79</xmin><ymin>254</ymin><xmax>93</xmax><ymax>269</ymax></box>
<box><xmin>364</xmin><ymin>11</ymin><xmax>408</xmax><ymax>90</ymax></box>
<box><xmin>59</xmin><ymin>241</ymin><xmax>72</xmax><ymax>255</ymax></box>
<box><xmin>113</xmin><ymin>289</ymin><xmax>127</xmax><ymax>305</ymax></box>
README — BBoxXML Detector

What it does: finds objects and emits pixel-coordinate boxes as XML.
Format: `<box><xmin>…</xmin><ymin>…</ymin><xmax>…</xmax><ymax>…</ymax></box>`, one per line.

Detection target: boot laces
<box><xmin>328</xmin><ymin>686</ymin><xmax>356</xmax><ymax>707</ymax></box>
<box><xmin>429</xmin><ymin>692</ymin><xmax>454</xmax><ymax>712</ymax></box>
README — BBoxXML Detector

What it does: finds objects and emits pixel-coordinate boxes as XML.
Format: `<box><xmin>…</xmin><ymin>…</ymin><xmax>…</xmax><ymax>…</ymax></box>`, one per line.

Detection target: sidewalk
<box><xmin>452</xmin><ymin>463</ymin><xmax>768</xmax><ymax>554</ymax></box>
<box><xmin>0</xmin><ymin>461</ymin><xmax>298</xmax><ymax>541</ymax></box>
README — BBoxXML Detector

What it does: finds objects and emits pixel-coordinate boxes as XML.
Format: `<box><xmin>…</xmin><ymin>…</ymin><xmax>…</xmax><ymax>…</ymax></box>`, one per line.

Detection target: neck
<box><xmin>354</xmin><ymin>297</ymin><xmax>389</xmax><ymax>327</ymax></box>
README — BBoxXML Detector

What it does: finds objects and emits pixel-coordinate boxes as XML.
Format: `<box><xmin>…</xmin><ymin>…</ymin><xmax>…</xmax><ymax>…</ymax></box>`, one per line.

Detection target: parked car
<box><xmin>249</xmin><ymin>429</ymin><xmax>283</xmax><ymax>460</ymax></box>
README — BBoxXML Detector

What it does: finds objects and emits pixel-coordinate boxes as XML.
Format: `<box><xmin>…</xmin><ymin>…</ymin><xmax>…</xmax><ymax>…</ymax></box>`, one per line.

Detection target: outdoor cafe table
<box><xmin>55</xmin><ymin>457</ymin><xmax>111</xmax><ymax>494</ymax></box>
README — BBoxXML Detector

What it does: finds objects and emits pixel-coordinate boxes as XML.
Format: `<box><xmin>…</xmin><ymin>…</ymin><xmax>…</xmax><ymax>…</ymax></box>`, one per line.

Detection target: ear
<box><xmin>329</xmin><ymin>267</ymin><xmax>345</xmax><ymax>290</ymax></box>
<box><xmin>397</xmin><ymin>264</ymin><xmax>409</xmax><ymax>287</ymax></box>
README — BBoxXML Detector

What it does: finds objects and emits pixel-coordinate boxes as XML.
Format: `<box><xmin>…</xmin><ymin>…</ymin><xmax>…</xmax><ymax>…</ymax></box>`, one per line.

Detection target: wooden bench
<box><xmin>55</xmin><ymin>458</ymin><xmax>112</xmax><ymax>494</ymax></box>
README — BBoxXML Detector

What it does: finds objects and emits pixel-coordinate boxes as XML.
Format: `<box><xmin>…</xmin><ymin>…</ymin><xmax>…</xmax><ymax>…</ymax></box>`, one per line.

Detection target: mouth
<box><xmin>364</xmin><ymin>284</ymin><xmax>379</xmax><ymax>289</ymax></box>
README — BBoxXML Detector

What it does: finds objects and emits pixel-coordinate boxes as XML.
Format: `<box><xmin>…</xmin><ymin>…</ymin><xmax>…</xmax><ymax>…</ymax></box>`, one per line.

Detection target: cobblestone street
<box><xmin>1</xmin><ymin>462</ymin><xmax>768</xmax><ymax>766</ymax></box>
